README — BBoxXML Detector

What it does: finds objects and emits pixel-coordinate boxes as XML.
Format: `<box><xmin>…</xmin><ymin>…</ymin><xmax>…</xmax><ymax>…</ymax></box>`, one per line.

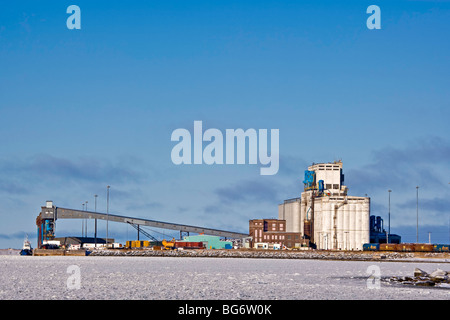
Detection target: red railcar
<box><xmin>379</xmin><ymin>243</ymin><xmax>397</xmax><ymax>251</ymax></box>
<box><xmin>396</xmin><ymin>243</ymin><xmax>415</xmax><ymax>252</ymax></box>
<box><xmin>174</xmin><ymin>241</ymin><xmax>205</xmax><ymax>249</ymax></box>
<box><xmin>413</xmin><ymin>244</ymin><xmax>434</xmax><ymax>252</ymax></box>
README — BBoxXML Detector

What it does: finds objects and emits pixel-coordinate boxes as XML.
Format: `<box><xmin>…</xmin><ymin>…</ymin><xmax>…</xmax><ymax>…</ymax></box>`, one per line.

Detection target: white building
<box><xmin>278</xmin><ymin>161</ymin><xmax>370</xmax><ymax>250</ymax></box>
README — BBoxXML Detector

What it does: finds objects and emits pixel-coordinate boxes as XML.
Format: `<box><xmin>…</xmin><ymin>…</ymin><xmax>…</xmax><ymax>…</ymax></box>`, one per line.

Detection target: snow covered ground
<box><xmin>0</xmin><ymin>255</ymin><xmax>449</xmax><ymax>300</ymax></box>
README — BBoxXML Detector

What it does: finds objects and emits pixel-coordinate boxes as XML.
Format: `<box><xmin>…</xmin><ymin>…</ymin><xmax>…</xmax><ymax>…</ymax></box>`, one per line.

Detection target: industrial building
<box><xmin>34</xmin><ymin>161</ymin><xmax>405</xmax><ymax>253</ymax></box>
<box><xmin>182</xmin><ymin>235</ymin><xmax>233</xmax><ymax>249</ymax></box>
<box><xmin>53</xmin><ymin>237</ymin><xmax>114</xmax><ymax>249</ymax></box>
<box><xmin>369</xmin><ymin>216</ymin><xmax>401</xmax><ymax>244</ymax></box>
<box><xmin>249</xmin><ymin>161</ymin><xmax>385</xmax><ymax>250</ymax></box>
<box><xmin>36</xmin><ymin>201</ymin><xmax>248</xmax><ymax>249</ymax></box>
<box><xmin>249</xmin><ymin>219</ymin><xmax>308</xmax><ymax>249</ymax></box>
<box><xmin>278</xmin><ymin>161</ymin><xmax>370</xmax><ymax>250</ymax></box>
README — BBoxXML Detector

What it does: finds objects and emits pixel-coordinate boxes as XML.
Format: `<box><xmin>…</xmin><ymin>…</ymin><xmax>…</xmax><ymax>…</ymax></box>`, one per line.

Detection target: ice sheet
<box><xmin>0</xmin><ymin>256</ymin><xmax>448</xmax><ymax>300</ymax></box>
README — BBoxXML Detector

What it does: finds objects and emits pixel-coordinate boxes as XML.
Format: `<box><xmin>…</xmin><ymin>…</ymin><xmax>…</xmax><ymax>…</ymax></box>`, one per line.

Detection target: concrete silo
<box><xmin>278</xmin><ymin>161</ymin><xmax>370</xmax><ymax>250</ymax></box>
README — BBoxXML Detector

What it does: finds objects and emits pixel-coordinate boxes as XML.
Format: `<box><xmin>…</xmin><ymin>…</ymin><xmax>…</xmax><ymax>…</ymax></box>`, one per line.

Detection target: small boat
<box><xmin>20</xmin><ymin>235</ymin><xmax>33</xmax><ymax>256</ymax></box>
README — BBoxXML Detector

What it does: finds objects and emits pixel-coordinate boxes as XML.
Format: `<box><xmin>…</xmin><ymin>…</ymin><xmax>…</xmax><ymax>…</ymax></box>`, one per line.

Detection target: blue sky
<box><xmin>1</xmin><ymin>1</ymin><xmax>450</xmax><ymax>248</ymax></box>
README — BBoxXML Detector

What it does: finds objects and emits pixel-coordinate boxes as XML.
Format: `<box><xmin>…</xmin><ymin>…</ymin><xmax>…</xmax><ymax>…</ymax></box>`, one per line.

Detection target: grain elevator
<box><xmin>278</xmin><ymin>161</ymin><xmax>370</xmax><ymax>250</ymax></box>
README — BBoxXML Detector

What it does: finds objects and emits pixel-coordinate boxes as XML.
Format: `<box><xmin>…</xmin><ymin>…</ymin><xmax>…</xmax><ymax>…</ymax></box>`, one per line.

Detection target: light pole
<box><xmin>94</xmin><ymin>194</ymin><xmax>98</xmax><ymax>246</ymax></box>
<box><xmin>416</xmin><ymin>186</ymin><xmax>419</xmax><ymax>243</ymax></box>
<box><xmin>106</xmin><ymin>185</ymin><xmax>110</xmax><ymax>247</ymax></box>
<box><xmin>82</xmin><ymin>203</ymin><xmax>85</xmax><ymax>237</ymax></box>
<box><xmin>85</xmin><ymin>201</ymin><xmax>88</xmax><ymax>237</ymax></box>
<box><xmin>388</xmin><ymin>190</ymin><xmax>392</xmax><ymax>242</ymax></box>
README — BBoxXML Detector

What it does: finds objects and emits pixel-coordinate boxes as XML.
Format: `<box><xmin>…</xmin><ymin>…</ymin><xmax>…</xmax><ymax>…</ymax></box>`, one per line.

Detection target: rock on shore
<box><xmin>387</xmin><ymin>268</ymin><xmax>450</xmax><ymax>288</ymax></box>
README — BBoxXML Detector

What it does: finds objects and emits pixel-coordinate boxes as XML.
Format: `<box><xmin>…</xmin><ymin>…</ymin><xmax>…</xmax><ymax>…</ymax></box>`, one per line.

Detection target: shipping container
<box><xmin>433</xmin><ymin>244</ymin><xmax>450</xmax><ymax>252</ymax></box>
<box><xmin>132</xmin><ymin>240</ymin><xmax>141</xmax><ymax>248</ymax></box>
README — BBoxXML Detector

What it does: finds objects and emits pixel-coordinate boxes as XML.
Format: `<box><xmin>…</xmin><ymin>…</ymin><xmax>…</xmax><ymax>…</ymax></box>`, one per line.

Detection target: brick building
<box><xmin>249</xmin><ymin>219</ymin><xmax>309</xmax><ymax>249</ymax></box>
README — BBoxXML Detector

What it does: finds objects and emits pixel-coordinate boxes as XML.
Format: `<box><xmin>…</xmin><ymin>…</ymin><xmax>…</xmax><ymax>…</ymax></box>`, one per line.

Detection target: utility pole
<box><xmin>82</xmin><ymin>203</ymin><xmax>85</xmax><ymax>237</ymax></box>
<box><xmin>416</xmin><ymin>186</ymin><xmax>419</xmax><ymax>243</ymax></box>
<box><xmin>94</xmin><ymin>194</ymin><xmax>98</xmax><ymax>246</ymax></box>
<box><xmin>106</xmin><ymin>185</ymin><xmax>110</xmax><ymax>248</ymax></box>
<box><xmin>85</xmin><ymin>201</ymin><xmax>88</xmax><ymax>237</ymax></box>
